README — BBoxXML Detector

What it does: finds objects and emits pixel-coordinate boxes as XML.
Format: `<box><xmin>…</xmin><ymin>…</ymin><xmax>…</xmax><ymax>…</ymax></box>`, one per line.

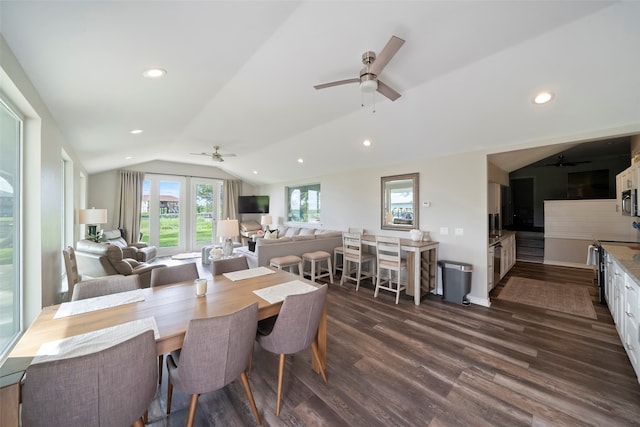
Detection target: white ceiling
<box><xmin>2</xmin><ymin>1</ymin><xmax>639</xmax><ymax>184</ymax></box>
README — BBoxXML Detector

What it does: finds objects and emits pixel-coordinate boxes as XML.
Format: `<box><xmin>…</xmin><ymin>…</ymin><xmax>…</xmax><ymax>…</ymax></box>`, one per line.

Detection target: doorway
<box><xmin>511</xmin><ymin>177</ymin><xmax>534</xmax><ymax>228</ymax></box>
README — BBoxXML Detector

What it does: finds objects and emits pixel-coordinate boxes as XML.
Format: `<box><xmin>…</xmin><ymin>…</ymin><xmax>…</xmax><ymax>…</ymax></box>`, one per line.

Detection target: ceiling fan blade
<box><xmin>369</xmin><ymin>35</ymin><xmax>405</xmax><ymax>76</ymax></box>
<box><xmin>376</xmin><ymin>80</ymin><xmax>401</xmax><ymax>101</ymax></box>
<box><xmin>190</xmin><ymin>152</ymin><xmax>212</xmax><ymax>156</ymax></box>
<box><xmin>220</xmin><ymin>153</ymin><xmax>237</xmax><ymax>157</ymax></box>
<box><xmin>314</xmin><ymin>78</ymin><xmax>360</xmax><ymax>90</ymax></box>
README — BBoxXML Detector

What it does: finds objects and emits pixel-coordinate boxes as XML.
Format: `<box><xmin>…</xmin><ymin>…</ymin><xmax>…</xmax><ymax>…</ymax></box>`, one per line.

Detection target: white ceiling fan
<box><xmin>190</xmin><ymin>145</ymin><xmax>236</xmax><ymax>163</ymax></box>
<box><xmin>314</xmin><ymin>35</ymin><xmax>405</xmax><ymax>101</ymax></box>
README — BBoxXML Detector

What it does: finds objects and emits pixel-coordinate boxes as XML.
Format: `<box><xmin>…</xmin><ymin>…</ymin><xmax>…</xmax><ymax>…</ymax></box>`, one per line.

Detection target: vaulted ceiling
<box><xmin>2</xmin><ymin>1</ymin><xmax>639</xmax><ymax>184</ymax></box>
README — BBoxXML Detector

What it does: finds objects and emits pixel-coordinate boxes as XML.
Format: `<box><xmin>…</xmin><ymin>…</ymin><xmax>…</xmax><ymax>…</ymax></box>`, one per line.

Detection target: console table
<box><xmin>361</xmin><ymin>235</ymin><xmax>439</xmax><ymax>305</ymax></box>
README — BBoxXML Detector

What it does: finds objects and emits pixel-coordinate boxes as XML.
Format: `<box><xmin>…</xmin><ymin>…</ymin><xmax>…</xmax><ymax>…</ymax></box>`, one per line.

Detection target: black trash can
<box><xmin>438</xmin><ymin>260</ymin><xmax>472</xmax><ymax>305</ymax></box>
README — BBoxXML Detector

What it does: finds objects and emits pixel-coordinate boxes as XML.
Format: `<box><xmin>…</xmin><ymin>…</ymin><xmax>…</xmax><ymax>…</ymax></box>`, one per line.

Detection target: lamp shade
<box><xmin>217</xmin><ymin>219</ymin><xmax>239</xmax><ymax>238</ymax></box>
<box><xmin>78</xmin><ymin>208</ymin><xmax>107</xmax><ymax>225</ymax></box>
<box><xmin>260</xmin><ymin>215</ymin><xmax>272</xmax><ymax>226</ymax></box>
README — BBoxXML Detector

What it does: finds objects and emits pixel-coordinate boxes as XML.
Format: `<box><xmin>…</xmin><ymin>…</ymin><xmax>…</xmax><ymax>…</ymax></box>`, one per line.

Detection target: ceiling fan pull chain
<box><xmin>372</xmin><ymin>91</ymin><xmax>376</xmax><ymax>114</ymax></box>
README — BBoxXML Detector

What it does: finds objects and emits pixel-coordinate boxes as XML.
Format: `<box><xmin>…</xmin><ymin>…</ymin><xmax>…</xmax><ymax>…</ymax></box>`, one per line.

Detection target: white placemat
<box><xmin>253</xmin><ymin>280</ymin><xmax>318</xmax><ymax>304</ymax></box>
<box><xmin>32</xmin><ymin>317</ymin><xmax>159</xmax><ymax>364</ymax></box>
<box><xmin>54</xmin><ymin>289</ymin><xmax>145</xmax><ymax>319</ymax></box>
<box><xmin>223</xmin><ymin>266</ymin><xmax>275</xmax><ymax>281</ymax></box>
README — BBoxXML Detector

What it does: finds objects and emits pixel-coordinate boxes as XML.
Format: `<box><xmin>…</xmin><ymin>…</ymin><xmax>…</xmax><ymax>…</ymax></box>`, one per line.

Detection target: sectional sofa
<box><xmin>233</xmin><ymin>226</ymin><xmax>343</xmax><ymax>268</ymax></box>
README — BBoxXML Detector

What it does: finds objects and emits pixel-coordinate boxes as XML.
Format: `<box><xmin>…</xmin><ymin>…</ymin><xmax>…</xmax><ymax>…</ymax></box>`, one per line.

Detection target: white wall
<box><xmin>259</xmin><ymin>149</ymin><xmax>491</xmax><ymax>306</ymax></box>
<box><xmin>1</xmin><ymin>36</ymin><xmax>87</xmax><ymax>318</ymax></box>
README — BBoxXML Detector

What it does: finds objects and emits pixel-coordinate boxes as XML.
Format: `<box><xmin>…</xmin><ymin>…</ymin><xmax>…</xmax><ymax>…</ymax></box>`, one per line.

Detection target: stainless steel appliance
<box><xmin>621</xmin><ymin>189</ymin><xmax>637</xmax><ymax>216</ymax></box>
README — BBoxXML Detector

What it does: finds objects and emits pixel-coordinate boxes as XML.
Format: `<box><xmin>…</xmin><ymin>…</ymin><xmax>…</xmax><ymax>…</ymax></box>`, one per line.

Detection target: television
<box><xmin>238</xmin><ymin>195</ymin><xmax>270</xmax><ymax>214</ymax></box>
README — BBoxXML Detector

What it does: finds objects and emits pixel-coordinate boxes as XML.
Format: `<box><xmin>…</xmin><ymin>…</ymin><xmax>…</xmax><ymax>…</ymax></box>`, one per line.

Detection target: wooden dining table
<box><xmin>0</xmin><ymin>268</ymin><xmax>327</xmax><ymax>426</ymax></box>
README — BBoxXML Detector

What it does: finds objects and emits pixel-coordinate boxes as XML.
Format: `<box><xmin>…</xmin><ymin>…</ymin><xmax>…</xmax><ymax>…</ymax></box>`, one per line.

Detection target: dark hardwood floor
<box><xmin>147</xmin><ymin>260</ymin><xmax>640</xmax><ymax>426</ymax></box>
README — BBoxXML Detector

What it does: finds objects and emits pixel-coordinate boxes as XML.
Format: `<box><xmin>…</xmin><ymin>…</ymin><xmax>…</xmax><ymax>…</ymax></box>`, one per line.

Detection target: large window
<box><xmin>0</xmin><ymin>99</ymin><xmax>22</xmax><ymax>358</ymax></box>
<box><xmin>141</xmin><ymin>175</ymin><xmax>223</xmax><ymax>255</ymax></box>
<box><xmin>287</xmin><ymin>184</ymin><xmax>321</xmax><ymax>223</ymax></box>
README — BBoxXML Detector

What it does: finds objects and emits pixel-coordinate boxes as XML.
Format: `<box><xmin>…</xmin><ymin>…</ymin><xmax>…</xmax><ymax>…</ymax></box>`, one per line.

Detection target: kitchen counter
<box><xmin>488</xmin><ymin>230</ymin><xmax>516</xmax><ymax>247</ymax></box>
<box><xmin>601</xmin><ymin>243</ymin><xmax>640</xmax><ymax>283</ymax></box>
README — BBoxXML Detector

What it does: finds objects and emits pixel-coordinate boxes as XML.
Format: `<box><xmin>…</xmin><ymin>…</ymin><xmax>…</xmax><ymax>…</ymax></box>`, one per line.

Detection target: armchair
<box><xmin>74</xmin><ymin>239</ymin><xmax>164</xmax><ymax>287</ymax></box>
<box><xmin>103</xmin><ymin>229</ymin><xmax>157</xmax><ymax>262</ymax></box>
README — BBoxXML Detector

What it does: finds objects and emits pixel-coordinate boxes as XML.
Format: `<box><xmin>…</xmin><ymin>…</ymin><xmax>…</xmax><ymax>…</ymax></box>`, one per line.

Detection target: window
<box><xmin>0</xmin><ymin>99</ymin><xmax>22</xmax><ymax>358</ymax></box>
<box><xmin>286</xmin><ymin>184</ymin><xmax>321</xmax><ymax>223</ymax></box>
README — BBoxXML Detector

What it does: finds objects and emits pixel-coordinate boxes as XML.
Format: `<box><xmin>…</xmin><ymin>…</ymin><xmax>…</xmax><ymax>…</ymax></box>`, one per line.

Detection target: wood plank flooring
<box><xmin>147</xmin><ymin>260</ymin><xmax>640</xmax><ymax>426</ymax></box>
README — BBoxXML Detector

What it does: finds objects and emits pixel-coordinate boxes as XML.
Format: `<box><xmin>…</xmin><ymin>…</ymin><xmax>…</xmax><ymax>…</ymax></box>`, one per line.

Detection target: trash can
<box><xmin>438</xmin><ymin>260</ymin><xmax>472</xmax><ymax>305</ymax></box>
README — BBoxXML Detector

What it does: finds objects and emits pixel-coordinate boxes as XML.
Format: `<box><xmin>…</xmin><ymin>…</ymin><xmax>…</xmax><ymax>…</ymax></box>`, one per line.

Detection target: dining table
<box><xmin>0</xmin><ymin>268</ymin><xmax>327</xmax><ymax>426</ymax></box>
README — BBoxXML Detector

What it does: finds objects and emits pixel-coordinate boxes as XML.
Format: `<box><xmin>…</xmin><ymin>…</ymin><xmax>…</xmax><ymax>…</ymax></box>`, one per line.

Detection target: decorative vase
<box><xmin>409</xmin><ymin>229</ymin><xmax>423</xmax><ymax>241</ymax></box>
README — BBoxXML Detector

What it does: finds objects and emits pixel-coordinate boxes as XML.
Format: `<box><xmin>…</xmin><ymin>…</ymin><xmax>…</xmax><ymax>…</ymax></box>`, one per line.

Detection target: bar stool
<box><xmin>302</xmin><ymin>251</ymin><xmax>334</xmax><ymax>283</ymax></box>
<box><xmin>270</xmin><ymin>255</ymin><xmax>303</xmax><ymax>276</ymax></box>
<box><xmin>334</xmin><ymin>228</ymin><xmax>363</xmax><ymax>277</ymax></box>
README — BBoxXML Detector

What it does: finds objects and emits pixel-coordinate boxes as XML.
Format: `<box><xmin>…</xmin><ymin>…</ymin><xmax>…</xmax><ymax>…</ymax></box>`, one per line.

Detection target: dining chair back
<box><xmin>21</xmin><ymin>330</ymin><xmax>157</xmax><ymax>427</ymax></box>
<box><xmin>150</xmin><ymin>262</ymin><xmax>199</xmax><ymax>287</ymax></box>
<box><xmin>166</xmin><ymin>302</ymin><xmax>261</xmax><ymax>426</ymax></box>
<box><xmin>374</xmin><ymin>236</ymin><xmax>407</xmax><ymax>304</ymax></box>
<box><xmin>256</xmin><ymin>284</ymin><xmax>328</xmax><ymax>416</ymax></box>
<box><xmin>340</xmin><ymin>232</ymin><xmax>375</xmax><ymax>290</ymax></box>
<box><xmin>333</xmin><ymin>227</ymin><xmax>363</xmax><ymax>276</ymax></box>
<box><xmin>62</xmin><ymin>246</ymin><xmax>80</xmax><ymax>299</ymax></box>
<box><xmin>211</xmin><ymin>256</ymin><xmax>249</xmax><ymax>275</ymax></box>
<box><xmin>71</xmin><ymin>274</ymin><xmax>141</xmax><ymax>301</ymax></box>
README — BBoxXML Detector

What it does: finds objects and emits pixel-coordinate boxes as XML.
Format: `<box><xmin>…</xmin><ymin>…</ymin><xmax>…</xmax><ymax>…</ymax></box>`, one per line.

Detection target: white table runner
<box><xmin>32</xmin><ymin>317</ymin><xmax>159</xmax><ymax>364</ymax></box>
<box><xmin>223</xmin><ymin>266</ymin><xmax>275</xmax><ymax>281</ymax></box>
<box><xmin>54</xmin><ymin>289</ymin><xmax>145</xmax><ymax>319</ymax></box>
<box><xmin>252</xmin><ymin>280</ymin><xmax>318</xmax><ymax>304</ymax></box>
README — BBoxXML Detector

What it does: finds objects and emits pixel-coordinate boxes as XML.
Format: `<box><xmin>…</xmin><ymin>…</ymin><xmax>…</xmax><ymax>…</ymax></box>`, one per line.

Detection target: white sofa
<box><xmin>234</xmin><ymin>226</ymin><xmax>343</xmax><ymax>268</ymax></box>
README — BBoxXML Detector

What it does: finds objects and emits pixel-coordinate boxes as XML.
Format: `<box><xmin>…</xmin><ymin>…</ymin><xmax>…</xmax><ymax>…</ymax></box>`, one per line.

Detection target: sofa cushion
<box><xmin>316</xmin><ymin>230</ymin><xmax>342</xmax><ymax>238</ymax></box>
<box><xmin>292</xmin><ymin>234</ymin><xmax>315</xmax><ymax>241</ymax></box>
<box><xmin>240</xmin><ymin>220</ymin><xmax>262</xmax><ymax>232</ymax></box>
<box><xmin>284</xmin><ymin>227</ymin><xmax>300</xmax><ymax>237</ymax></box>
<box><xmin>298</xmin><ymin>228</ymin><xmax>316</xmax><ymax>235</ymax></box>
<box><xmin>257</xmin><ymin>237</ymin><xmax>292</xmax><ymax>245</ymax></box>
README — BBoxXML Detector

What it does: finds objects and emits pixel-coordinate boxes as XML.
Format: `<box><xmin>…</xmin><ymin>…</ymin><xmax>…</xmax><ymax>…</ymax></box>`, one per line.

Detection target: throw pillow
<box><xmin>264</xmin><ymin>229</ymin><xmax>278</xmax><ymax>239</ymax></box>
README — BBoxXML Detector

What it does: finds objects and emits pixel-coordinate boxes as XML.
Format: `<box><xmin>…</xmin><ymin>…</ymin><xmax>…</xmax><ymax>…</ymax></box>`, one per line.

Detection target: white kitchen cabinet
<box><xmin>488</xmin><ymin>183</ymin><xmax>500</xmax><ymax>215</ymax></box>
<box><xmin>499</xmin><ymin>234</ymin><xmax>516</xmax><ymax>280</ymax></box>
<box><xmin>488</xmin><ymin>245</ymin><xmax>495</xmax><ymax>292</ymax></box>
<box><xmin>623</xmin><ymin>275</ymin><xmax>640</xmax><ymax>377</ymax></box>
<box><xmin>604</xmin><ymin>249</ymin><xmax>640</xmax><ymax>381</ymax></box>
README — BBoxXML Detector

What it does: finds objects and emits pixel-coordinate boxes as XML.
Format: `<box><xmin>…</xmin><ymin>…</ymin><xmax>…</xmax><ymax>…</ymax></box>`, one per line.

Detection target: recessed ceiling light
<box><xmin>363</xmin><ymin>139</ymin><xmax>372</xmax><ymax>147</ymax></box>
<box><xmin>297</xmin><ymin>158</ymin><xmax>304</xmax><ymax>164</ymax></box>
<box><xmin>253</xmin><ymin>170</ymin><xmax>258</xmax><ymax>175</ymax></box>
<box><xmin>124</xmin><ymin>156</ymin><xmax>132</xmax><ymax>160</ymax></box>
<box><xmin>142</xmin><ymin>68</ymin><xmax>166</xmax><ymax>78</ymax></box>
<box><xmin>533</xmin><ymin>91</ymin><xmax>554</xmax><ymax>104</ymax></box>
<box><xmin>130</xmin><ymin>129</ymin><xmax>143</xmax><ymax>134</ymax></box>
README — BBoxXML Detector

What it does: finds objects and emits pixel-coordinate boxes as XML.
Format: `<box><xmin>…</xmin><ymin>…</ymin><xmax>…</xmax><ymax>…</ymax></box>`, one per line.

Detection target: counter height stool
<box><xmin>374</xmin><ymin>236</ymin><xmax>407</xmax><ymax>304</ymax></box>
<box><xmin>270</xmin><ymin>255</ymin><xmax>303</xmax><ymax>276</ymax></box>
<box><xmin>333</xmin><ymin>228</ymin><xmax>364</xmax><ymax>277</ymax></box>
<box><xmin>302</xmin><ymin>251</ymin><xmax>334</xmax><ymax>284</ymax></box>
<box><xmin>340</xmin><ymin>232</ymin><xmax>375</xmax><ymax>291</ymax></box>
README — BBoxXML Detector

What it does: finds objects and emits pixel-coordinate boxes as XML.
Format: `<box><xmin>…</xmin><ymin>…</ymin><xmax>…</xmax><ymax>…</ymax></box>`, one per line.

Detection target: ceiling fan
<box><xmin>314</xmin><ymin>35</ymin><xmax>405</xmax><ymax>101</ymax></box>
<box><xmin>540</xmin><ymin>155</ymin><xmax>592</xmax><ymax>167</ymax></box>
<box><xmin>190</xmin><ymin>146</ymin><xmax>236</xmax><ymax>163</ymax></box>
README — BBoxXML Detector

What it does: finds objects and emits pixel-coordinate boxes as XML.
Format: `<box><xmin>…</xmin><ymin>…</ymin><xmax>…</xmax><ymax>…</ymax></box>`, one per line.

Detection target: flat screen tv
<box><xmin>238</xmin><ymin>195</ymin><xmax>270</xmax><ymax>214</ymax></box>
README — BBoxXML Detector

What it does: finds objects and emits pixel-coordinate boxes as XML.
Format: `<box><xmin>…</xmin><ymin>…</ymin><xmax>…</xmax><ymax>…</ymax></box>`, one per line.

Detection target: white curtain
<box><xmin>114</xmin><ymin>170</ymin><xmax>144</xmax><ymax>244</ymax></box>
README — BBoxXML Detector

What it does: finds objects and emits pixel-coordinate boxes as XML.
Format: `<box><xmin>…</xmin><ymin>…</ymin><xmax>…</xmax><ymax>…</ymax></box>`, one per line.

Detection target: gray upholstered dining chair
<box><xmin>71</xmin><ymin>274</ymin><xmax>141</xmax><ymax>301</ymax></box>
<box><xmin>150</xmin><ymin>262</ymin><xmax>199</xmax><ymax>287</ymax></box>
<box><xmin>166</xmin><ymin>303</ymin><xmax>261</xmax><ymax>427</ymax></box>
<box><xmin>21</xmin><ymin>330</ymin><xmax>157</xmax><ymax>427</ymax></box>
<box><xmin>62</xmin><ymin>246</ymin><xmax>80</xmax><ymax>300</ymax></box>
<box><xmin>255</xmin><ymin>284</ymin><xmax>328</xmax><ymax>416</ymax></box>
<box><xmin>211</xmin><ymin>256</ymin><xmax>249</xmax><ymax>275</ymax></box>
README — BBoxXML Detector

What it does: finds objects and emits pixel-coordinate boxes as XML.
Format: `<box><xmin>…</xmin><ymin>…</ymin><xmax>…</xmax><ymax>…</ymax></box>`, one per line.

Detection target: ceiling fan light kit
<box><xmin>314</xmin><ymin>35</ymin><xmax>405</xmax><ymax>102</ymax></box>
<box><xmin>189</xmin><ymin>145</ymin><xmax>236</xmax><ymax>163</ymax></box>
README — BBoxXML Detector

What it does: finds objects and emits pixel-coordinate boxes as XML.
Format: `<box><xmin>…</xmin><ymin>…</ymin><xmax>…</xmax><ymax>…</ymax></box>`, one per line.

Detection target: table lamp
<box><xmin>217</xmin><ymin>219</ymin><xmax>239</xmax><ymax>257</ymax></box>
<box><xmin>261</xmin><ymin>214</ymin><xmax>272</xmax><ymax>232</ymax></box>
<box><xmin>78</xmin><ymin>208</ymin><xmax>108</xmax><ymax>242</ymax></box>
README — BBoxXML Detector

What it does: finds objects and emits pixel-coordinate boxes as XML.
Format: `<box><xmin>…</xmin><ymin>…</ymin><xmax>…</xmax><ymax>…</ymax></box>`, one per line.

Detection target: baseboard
<box><xmin>543</xmin><ymin>260</ymin><xmax>596</xmax><ymax>270</ymax></box>
<box><xmin>467</xmin><ymin>295</ymin><xmax>491</xmax><ymax>307</ymax></box>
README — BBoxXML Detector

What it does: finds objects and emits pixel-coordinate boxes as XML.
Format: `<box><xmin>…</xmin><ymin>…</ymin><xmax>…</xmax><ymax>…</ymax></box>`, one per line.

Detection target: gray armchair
<box><xmin>103</xmin><ymin>229</ymin><xmax>157</xmax><ymax>262</ymax></box>
<box><xmin>75</xmin><ymin>239</ymin><xmax>164</xmax><ymax>287</ymax></box>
